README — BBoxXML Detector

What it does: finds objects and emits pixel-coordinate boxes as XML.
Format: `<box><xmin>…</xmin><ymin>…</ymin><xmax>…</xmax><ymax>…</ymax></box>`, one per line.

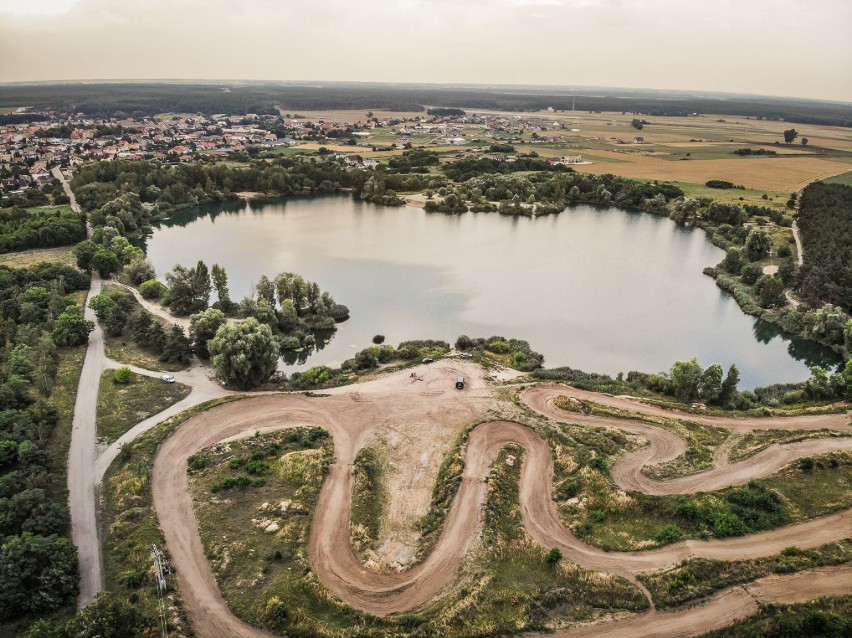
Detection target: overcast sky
<box><xmin>1</xmin><ymin>0</ymin><xmax>850</xmax><ymax>102</ymax></box>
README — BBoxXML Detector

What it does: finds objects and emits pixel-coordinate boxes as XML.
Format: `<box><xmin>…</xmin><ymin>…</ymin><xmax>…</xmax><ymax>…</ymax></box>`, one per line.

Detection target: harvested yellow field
<box><xmin>571</xmin><ymin>152</ymin><xmax>852</xmax><ymax>192</ymax></box>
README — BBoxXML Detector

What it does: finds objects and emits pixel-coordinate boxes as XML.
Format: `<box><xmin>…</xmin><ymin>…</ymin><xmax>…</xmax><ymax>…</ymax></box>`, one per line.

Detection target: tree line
<box><xmin>796</xmin><ymin>182</ymin><xmax>852</xmax><ymax>313</ymax></box>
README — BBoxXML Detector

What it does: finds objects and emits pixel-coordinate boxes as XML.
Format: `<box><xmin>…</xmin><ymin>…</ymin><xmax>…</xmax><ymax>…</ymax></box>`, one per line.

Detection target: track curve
<box><xmin>150</xmin><ymin>372</ymin><xmax>852</xmax><ymax>637</ymax></box>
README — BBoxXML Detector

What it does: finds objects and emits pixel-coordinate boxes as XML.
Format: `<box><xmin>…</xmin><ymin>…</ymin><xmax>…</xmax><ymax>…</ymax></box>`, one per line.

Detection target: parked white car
<box><xmin>161</xmin><ymin>374</ymin><xmax>176</xmax><ymax>384</ymax></box>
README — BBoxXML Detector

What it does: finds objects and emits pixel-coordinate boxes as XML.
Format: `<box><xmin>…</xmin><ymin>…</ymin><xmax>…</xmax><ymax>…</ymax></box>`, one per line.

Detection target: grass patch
<box><xmin>103</xmin><ymin>336</ymin><xmax>185</xmax><ymax>372</ymax></box>
<box><xmin>0</xmin><ymin>245</ymin><xmax>77</xmax><ymax>268</ymax></box>
<box><xmin>729</xmin><ymin>429</ymin><xmax>852</xmax><ymax>462</ymax></box>
<box><xmin>821</xmin><ymin>170</ymin><xmax>852</xmax><ymax>187</ymax></box>
<box><xmin>639</xmin><ymin>540</ymin><xmax>852</xmax><ymax>608</ymax></box>
<box><xmin>102</xmin><ymin>397</ymin><xmax>241</xmax><ymax>635</ymax></box>
<box><xmin>349</xmin><ymin>446</ymin><xmax>386</xmax><ymax>560</ymax></box>
<box><xmin>96</xmin><ymin>370</ymin><xmax>191</xmax><ymax>443</ymax></box>
<box><xmin>698</xmin><ymin>595</ymin><xmax>852</xmax><ymax>637</ymax></box>
<box><xmin>764</xmin><ymin>452</ymin><xmax>852</xmax><ymax>519</ymax></box>
<box><xmin>552</xmin><ymin>395</ymin><xmax>729</xmax><ymax>479</ymax></box>
<box><xmin>551</xmin><ymin>427</ymin><xmax>849</xmax><ymax>551</ymax></box>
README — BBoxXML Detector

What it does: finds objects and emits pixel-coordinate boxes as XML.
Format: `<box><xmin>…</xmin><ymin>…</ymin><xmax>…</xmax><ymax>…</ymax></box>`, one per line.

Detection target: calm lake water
<box><xmin>141</xmin><ymin>196</ymin><xmax>840</xmax><ymax>389</ymax></box>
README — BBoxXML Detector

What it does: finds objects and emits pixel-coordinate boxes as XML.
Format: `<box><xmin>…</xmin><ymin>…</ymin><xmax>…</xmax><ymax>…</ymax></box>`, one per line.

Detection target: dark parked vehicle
<box><xmin>456</xmin><ymin>375</ymin><xmax>465</xmax><ymax>389</ymax></box>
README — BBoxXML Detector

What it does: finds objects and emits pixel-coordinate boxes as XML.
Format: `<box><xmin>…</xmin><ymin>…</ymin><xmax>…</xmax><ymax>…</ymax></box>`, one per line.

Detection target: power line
<box><xmin>152</xmin><ymin>544</ymin><xmax>171</xmax><ymax>638</ymax></box>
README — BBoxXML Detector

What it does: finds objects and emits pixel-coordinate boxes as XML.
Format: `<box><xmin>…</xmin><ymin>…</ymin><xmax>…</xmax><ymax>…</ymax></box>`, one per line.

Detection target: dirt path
<box><xmin>67</xmin><ymin>273</ymin><xmax>107</xmax><ymax>607</ymax></box>
<box><xmin>521</xmin><ymin>385</ymin><xmax>851</xmax><ymax>495</ymax></box>
<box><xmin>539</xmin><ymin>565</ymin><xmax>852</xmax><ymax>638</ymax></box>
<box><xmin>111</xmin><ymin>281</ymin><xmax>190</xmax><ymax>331</ymax></box>
<box><xmin>150</xmin><ymin>371</ymin><xmax>851</xmax><ymax>636</ymax></box>
<box><xmin>792</xmin><ymin>219</ymin><xmax>804</xmax><ymax>267</ymax></box>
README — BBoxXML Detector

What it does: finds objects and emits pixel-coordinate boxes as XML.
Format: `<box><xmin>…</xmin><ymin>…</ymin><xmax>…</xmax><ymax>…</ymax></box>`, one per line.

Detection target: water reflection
<box><xmin>142</xmin><ymin>196</ymin><xmax>842</xmax><ymax>388</ymax></box>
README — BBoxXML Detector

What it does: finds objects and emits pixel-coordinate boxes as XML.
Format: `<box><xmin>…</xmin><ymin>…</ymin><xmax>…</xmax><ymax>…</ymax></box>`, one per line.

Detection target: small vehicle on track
<box><xmin>456</xmin><ymin>376</ymin><xmax>465</xmax><ymax>389</ymax></box>
<box><xmin>459</xmin><ymin>352</ymin><xmax>473</xmax><ymax>359</ymax></box>
<box><xmin>161</xmin><ymin>374</ymin><xmax>176</xmax><ymax>384</ymax></box>
<box><xmin>422</xmin><ymin>357</ymin><xmax>434</xmax><ymax>364</ymax></box>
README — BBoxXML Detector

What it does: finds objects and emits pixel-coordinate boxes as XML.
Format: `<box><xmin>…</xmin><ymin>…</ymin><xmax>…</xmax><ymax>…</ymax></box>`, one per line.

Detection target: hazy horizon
<box><xmin>2</xmin><ymin>0</ymin><xmax>851</xmax><ymax>103</ymax></box>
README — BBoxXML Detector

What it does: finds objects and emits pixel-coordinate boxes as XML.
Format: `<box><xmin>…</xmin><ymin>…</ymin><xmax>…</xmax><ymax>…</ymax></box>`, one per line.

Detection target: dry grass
<box><xmin>570</xmin><ymin>153</ymin><xmax>851</xmax><ymax>192</ymax></box>
<box><xmin>0</xmin><ymin>246</ymin><xmax>77</xmax><ymax>268</ymax></box>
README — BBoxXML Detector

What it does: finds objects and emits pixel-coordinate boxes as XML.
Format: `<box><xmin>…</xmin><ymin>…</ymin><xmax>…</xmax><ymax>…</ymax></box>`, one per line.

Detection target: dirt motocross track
<box><xmin>151</xmin><ymin>364</ymin><xmax>852</xmax><ymax>637</ymax></box>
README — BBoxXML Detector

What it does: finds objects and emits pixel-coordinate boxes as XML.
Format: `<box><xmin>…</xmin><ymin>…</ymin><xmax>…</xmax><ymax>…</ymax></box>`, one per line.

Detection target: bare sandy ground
<box><xmin>149</xmin><ymin>367</ymin><xmax>852</xmax><ymax>637</ymax></box>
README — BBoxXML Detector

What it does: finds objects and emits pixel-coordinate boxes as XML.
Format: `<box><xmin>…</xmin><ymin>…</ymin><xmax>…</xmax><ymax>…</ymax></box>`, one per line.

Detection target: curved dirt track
<box><xmin>150</xmin><ymin>368</ymin><xmax>852</xmax><ymax>637</ymax></box>
<box><xmin>522</xmin><ymin>385</ymin><xmax>851</xmax><ymax>495</ymax></box>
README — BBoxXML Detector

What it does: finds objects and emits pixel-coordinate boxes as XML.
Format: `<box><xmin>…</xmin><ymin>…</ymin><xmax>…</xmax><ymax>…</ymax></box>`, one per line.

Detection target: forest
<box><xmin>796</xmin><ymin>182</ymin><xmax>852</xmax><ymax>313</ymax></box>
<box><xmin>0</xmin><ymin>262</ymin><xmax>92</xmax><ymax>624</ymax></box>
<box><xmin>0</xmin><ymin>208</ymin><xmax>87</xmax><ymax>254</ymax></box>
<box><xmin>1</xmin><ymin>82</ymin><xmax>850</xmax><ymax>126</ymax></box>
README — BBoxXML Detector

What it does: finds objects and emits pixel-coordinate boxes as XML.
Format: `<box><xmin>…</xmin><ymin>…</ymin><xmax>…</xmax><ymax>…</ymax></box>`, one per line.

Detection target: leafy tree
<box><xmin>744</xmin><ymin>228</ymin><xmax>771</xmax><ymax>261</ymax></box>
<box><xmin>740</xmin><ymin>263</ymin><xmax>764</xmax><ymax>285</ymax></box>
<box><xmin>189</xmin><ymin>308</ymin><xmax>227</xmax><ymax>358</ymax></box>
<box><xmin>123</xmin><ymin>255</ymin><xmax>155</xmax><ymax>286</ymax></box>
<box><xmin>30</xmin><ymin>591</ymin><xmax>152</xmax><ymax>638</ymax></box>
<box><xmin>208</xmin><ymin>318</ymin><xmax>280</xmax><ymax>389</ymax></box>
<box><xmin>90</xmin><ymin>247</ymin><xmax>120</xmax><ymax>278</ymax></box>
<box><xmin>670</xmin><ymin>358</ymin><xmax>703</xmax><ymax>402</ymax></box>
<box><xmin>51</xmin><ymin>305</ymin><xmax>93</xmax><ymax>347</ymax></box>
<box><xmin>256</xmin><ymin>275</ymin><xmax>276</xmax><ymax>307</ymax></box>
<box><xmin>810</xmin><ymin>304</ymin><xmax>848</xmax><ymax>347</ymax></box>
<box><xmin>211</xmin><ymin>263</ymin><xmax>232</xmax><ymax>311</ymax></box>
<box><xmin>73</xmin><ymin>239</ymin><xmax>95</xmax><ymax>272</ymax></box>
<box><xmin>801</xmin><ymin>137</ymin><xmax>809</xmax><ymax>146</ymax></box>
<box><xmin>0</xmin><ymin>532</ymin><xmax>78</xmax><ymax>620</ymax></box>
<box><xmin>699</xmin><ymin>363</ymin><xmax>723</xmax><ymax>403</ymax></box>
<box><xmin>783</xmin><ymin>128</ymin><xmax>798</xmax><ymax>144</ymax></box>
<box><xmin>755</xmin><ymin>275</ymin><xmax>786</xmax><ymax>308</ymax></box>
<box><xmin>165</xmin><ymin>265</ymin><xmax>195</xmax><ymax>315</ymax></box>
<box><xmin>720</xmin><ymin>247</ymin><xmax>745</xmax><ymax>276</ymax></box>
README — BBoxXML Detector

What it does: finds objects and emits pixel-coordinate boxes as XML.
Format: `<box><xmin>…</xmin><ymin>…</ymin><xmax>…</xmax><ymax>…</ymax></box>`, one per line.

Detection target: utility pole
<box><xmin>152</xmin><ymin>544</ymin><xmax>171</xmax><ymax>638</ymax></box>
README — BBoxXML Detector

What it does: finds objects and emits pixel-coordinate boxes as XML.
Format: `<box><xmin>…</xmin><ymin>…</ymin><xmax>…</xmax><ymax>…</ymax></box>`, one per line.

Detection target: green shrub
<box><xmin>655</xmin><ymin>524</ymin><xmax>684</xmax><ymax>543</ymax></box>
<box><xmin>138</xmin><ymin>279</ymin><xmax>166</xmax><ymax>300</ymax></box>
<box><xmin>112</xmin><ymin>366</ymin><xmax>133</xmax><ymax>384</ymax></box>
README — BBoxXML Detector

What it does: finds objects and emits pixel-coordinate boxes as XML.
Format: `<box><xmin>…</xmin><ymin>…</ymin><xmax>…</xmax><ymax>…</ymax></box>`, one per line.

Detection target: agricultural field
<box><xmin>307</xmin><ymin>108</ymin><xmax>852</xmax><ymax>197</ymax></box>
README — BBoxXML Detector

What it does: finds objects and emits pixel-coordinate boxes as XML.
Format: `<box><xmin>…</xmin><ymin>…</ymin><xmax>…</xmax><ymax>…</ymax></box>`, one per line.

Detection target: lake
<box><xmin>141</xmin><ymin>196</ymin><xmax>840</xmax><ymax>388</ymax></box>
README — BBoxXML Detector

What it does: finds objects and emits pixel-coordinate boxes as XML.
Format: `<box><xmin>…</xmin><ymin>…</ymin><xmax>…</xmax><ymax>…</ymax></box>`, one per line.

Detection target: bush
<box><xmin>138</xmin><ymin>279</ymin><xmax>166</xmax><ymax>300</ymax></box>
<box><xmin>706</xmin><ymin>180</ymin><xmax>738</xmax><ymax>189</ymax></box>
<box><xmin>112</xmin><ymin>367</ymin><xmax>133</xmax><ymax>384</ymax></box>
<box><xmin>545</xmin><ymin>547</ymin><xmax>562</xmax><ymax>567</ymax></box>
<box><xmin>655</xmin><ymin>524</ymin><xmax>684</xmax><ymax>543</ymax></box>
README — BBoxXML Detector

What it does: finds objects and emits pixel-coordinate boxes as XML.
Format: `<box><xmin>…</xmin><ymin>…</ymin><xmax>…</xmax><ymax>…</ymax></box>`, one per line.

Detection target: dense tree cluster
<box><xmin>796</xmin><ymin>182</ymin><xmax>852</xmax><ymax>313</ymax></box>
<box><xmin>441</xmin><ymin>156</ymin><xmax>572</xmax><ymax>182</ymax></box>
<box><xmin>88</xmin><ymin>286</ymin><xmax>192</xmax><ymax>366</ymax></box>
<box><xmin>0</xmin><ymin>207</ymin><xmax>86</xmax><ymax>254</ymax></box>
<box><xmin>0</xmin><ymin>263</ymin><xmax>91</xmax><ymax>621</ymax></box>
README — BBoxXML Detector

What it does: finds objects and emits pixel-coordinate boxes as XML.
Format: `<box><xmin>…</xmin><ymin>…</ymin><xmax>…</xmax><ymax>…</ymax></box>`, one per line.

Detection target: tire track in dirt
<box><xmin>151</xmin><ymin>372</ymin><xmax>852</xmax><ymax>637</ymax></box>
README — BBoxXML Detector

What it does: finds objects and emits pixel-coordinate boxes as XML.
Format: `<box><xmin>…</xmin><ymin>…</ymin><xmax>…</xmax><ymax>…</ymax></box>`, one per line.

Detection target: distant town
<box><xmin>0</xmin><ymin>107</ymin><xmax>600</xmax><ymax>200</ymax></box>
